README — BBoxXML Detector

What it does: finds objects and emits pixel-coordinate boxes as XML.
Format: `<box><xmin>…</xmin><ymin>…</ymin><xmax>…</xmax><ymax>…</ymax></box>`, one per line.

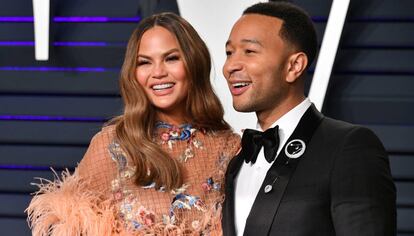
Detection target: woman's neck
<box><xmin>156</xmin><ymin>110</ymin><xmax>189</xmax><ymax>126</ymax></box>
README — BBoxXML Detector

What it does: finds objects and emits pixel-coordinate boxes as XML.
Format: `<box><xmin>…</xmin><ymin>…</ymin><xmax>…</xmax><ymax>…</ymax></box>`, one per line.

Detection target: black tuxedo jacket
<box><xmin>222</xmin><ymin>105</ymin><xmax>396</xmax><ymax>236</ymax></box>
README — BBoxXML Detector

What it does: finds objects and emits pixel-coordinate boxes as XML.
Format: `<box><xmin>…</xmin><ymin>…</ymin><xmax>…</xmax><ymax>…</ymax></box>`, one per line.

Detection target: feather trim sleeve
<box><xmin>26</xmin><ymin>170</ymin><xmax>119</xmax><ymax>236</ymax></box>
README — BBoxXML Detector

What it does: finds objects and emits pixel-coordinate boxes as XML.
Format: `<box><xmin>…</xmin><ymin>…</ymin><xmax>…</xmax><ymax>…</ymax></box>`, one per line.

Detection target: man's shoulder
<box><xmin>320</xmin><ymin>116</ymin><xmax>365</xmax><ymax>133</ymax></box>
<box><xmin>318</xmin><ymin>116</ymin><xmax>382</xmax><ymax>146</ymax></box>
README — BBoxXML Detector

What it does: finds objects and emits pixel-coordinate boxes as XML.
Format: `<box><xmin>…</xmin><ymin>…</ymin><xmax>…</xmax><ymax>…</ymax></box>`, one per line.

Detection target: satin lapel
<box><xmin>243</xmin><ymin>105</ymin><xmax>323</xmax><ymax>236</ymax></box>
<box><xmin>223</xmin><ymin>152</ymin><xmax>245</xmax><ymax>236</ymax></box>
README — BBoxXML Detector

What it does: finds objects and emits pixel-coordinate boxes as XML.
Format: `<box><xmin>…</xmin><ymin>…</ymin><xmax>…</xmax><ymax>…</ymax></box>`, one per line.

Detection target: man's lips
<box><xmin>229</xmin><ymin>81</ymin><xmax>252</xmax><ymax>96</ymax></box>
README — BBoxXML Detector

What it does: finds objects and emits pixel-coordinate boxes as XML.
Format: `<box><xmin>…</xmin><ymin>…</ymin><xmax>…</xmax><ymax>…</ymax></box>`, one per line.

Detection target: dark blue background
<box><xmin>0</xmin><ymin>0</ymin><xmax>413</xmax><ymax>235</ymax></box>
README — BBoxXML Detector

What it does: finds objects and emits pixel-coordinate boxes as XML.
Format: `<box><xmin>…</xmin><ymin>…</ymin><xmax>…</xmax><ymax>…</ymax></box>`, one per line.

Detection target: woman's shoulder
<box><xmin>75</xmin><ymin>125</ymin><xmax>119</xmax><ymax>192</ymax></box>
<box><xmin>90</xmin><ymin>124</ymin><xmax>116</xmax><ymax>144</ymax></box>
<box><xmin>79</xmin><ymin>124</ymin><xmax>120</xmax><ymax>166</ymax></box>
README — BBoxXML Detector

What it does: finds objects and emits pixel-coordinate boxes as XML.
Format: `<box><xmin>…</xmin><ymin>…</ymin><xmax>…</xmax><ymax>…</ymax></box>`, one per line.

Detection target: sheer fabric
<box><xmin>27</xmin><ymin>125</ymin><xmax>240</xmax><ymax>236</ymax></box>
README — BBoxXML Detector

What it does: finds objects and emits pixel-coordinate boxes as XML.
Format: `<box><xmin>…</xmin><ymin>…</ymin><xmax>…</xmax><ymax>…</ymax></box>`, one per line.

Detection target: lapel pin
<box><xmin>264</xmin><ymin>185</ymin><xmax>272</xmax><ymax>193</ymax></box>
<box><xmin>285</xmin><ymin>139</ymin><xmax>306</xmax><ymax>159</ymax></box>
<box><xmin>264</xmin><ymin>176</ymin><xmax>279</xmax><ymax>194</ymax></box>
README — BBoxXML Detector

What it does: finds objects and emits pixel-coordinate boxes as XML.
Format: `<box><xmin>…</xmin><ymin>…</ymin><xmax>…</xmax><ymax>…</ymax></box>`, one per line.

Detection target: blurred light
<box><xmin>0</xmin><ymin>16</ymin><xmax>34</xmax><ymax>22</ymax></box>
<box><xmin>308</xmin><ymin>0</ymin><xmax>350</xmax><ymax>111</ymax></box>
<box><xmin>0</xmin><ymin>16</ymin><xmax>140</xmax><ymax>22</ymax></box>
<box><xmin>0</xmin><ymin>115</ymin><xmax>107</xmax><ymax>122</ymax></box>
<box><xmin>0</xmin><ymin>41</ymin><xmax>126</xmax><ymax>46</ymax></box>
<box><xmin>0</xmin><ymin>66</ymin><xmax>118</xmax><ymax>72</ymax></box>
<box><xmin>54</xmin><ymin>16</ymin><xmax>141</xmax><ymax>22</ymax></box>
<box><xmin>0</xmin><ymin>41</ymin><xmax>35</xmax><ymax>46</ymax></box>
<box><xmin>33</xmin><ymin>0</ymin><xmax>50</xmax><ymax>60</ymax></box>
<box><xmin>0</xmin><ymin>165</ymin><xmax>50</xmax><ymax>170</ymax></box>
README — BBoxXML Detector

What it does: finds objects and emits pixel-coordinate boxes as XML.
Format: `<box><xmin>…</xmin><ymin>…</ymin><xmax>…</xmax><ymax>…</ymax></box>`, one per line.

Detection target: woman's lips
<box><xmin>151</xmin><ymin>83</ymin><xmax>175</xmax><ymax>96</ymax></box>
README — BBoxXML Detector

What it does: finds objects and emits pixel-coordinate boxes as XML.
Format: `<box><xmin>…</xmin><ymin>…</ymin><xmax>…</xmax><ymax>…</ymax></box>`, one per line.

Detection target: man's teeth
<box><xmin>233</xmin><ymin>82</ymin><xmax>251</xmax><ymax>88</ymax></box>
<box><xmin>152</xmin><ymin>83</ymin><xmax>174</xmax><ymax>90</ymax></box>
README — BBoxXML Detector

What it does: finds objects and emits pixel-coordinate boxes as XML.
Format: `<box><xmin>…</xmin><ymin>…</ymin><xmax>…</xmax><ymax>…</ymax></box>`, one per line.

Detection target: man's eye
<box><xmin>245</xmin><ymin>49</ymin><xmax>255</xmax><ymax>54</ymax></box>
<box><xmin>225</xmin><ymin>50</ymin><xmax>233</xmax><ymax>56</ymax></box>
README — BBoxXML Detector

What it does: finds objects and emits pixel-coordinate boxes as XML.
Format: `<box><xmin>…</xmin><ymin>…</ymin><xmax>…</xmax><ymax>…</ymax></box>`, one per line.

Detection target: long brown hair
<box><xmin>112</xmin><ymin>12</ymin><xmax>230</xmax><ymax>190</ymax></box>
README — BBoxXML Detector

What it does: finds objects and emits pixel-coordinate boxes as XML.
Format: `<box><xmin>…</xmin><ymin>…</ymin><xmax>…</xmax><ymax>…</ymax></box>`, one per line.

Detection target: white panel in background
<box><xmin>32</xmin><ymin>0</ymin><xmax>50</xmax><ymax>61</ymax></box>
<box><xmin>308</xmin><ymin>0</ymin><xmax>350</xmax><ymax>111</ymax></box>
<box><xmin>177</xmin><ymin>0</ymin><xmax>263</xmax><ymax>133</ymax></box>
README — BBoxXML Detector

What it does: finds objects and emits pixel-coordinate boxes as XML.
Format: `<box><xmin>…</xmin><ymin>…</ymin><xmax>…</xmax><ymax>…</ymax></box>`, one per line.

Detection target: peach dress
<box><xmin>27</xmin><ymin>123</ymin><xmax>240</xmax><ymax>236</ymax></box>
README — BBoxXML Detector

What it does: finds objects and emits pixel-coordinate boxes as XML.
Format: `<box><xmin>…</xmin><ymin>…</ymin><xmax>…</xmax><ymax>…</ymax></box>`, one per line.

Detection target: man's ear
<box><xmin>286</xmin><ymin>52</ymin><xmax>308</xmax><ymax>83</ymax></box>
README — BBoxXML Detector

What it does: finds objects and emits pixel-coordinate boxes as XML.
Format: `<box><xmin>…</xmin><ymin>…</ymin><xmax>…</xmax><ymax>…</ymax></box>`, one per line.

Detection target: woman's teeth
<box><xmin>152</xmin><ymin>83</ymin><xmax>174</xmax><ymax>90</ymax></box>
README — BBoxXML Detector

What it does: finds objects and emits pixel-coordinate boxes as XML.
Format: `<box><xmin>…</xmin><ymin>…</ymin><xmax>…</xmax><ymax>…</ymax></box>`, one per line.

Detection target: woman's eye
<box><xmin>137</xmin><ymin>60</ymin><xmax>149</xmax><ymax>66</ymax></box>
<box><xmin>166</xmin><ymin>55</ymin><xmax>179</xmax><ymax>61</ymax></box>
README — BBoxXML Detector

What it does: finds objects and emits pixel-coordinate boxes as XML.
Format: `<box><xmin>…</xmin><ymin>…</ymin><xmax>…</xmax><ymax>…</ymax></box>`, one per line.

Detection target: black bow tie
<box><xmin>240</xmin><ymin>126</ymin><xmax>280</xmax><ymax>164</ymax></box>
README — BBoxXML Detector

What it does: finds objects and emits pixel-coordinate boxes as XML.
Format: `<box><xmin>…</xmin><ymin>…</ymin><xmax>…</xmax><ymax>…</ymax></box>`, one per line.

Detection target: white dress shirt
<box><xmin>234</xmin><ymin>98</ymin><xmax>312</xmax><ymax>235</ymax></box>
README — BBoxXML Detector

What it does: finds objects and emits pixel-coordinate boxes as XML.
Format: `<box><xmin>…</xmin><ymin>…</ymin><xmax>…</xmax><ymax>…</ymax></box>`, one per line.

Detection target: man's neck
<box><xmin>257</xmin><ymin>95</ymin><xmax>305</xmax><ymax>130</ymax></box>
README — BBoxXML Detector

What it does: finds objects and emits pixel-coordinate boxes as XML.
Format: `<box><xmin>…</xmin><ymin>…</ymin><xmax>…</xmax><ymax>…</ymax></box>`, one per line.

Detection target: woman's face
<box><xmin>136</xmin><ymin>26</ymin><xmax>189</xmax><ymax>117</ymax></box>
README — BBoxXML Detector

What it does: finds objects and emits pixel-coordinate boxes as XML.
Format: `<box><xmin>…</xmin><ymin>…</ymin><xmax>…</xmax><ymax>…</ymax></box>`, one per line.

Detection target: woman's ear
<box><xmin>286</xmin><ymin>52</ymin><xmax>308</xmax><ymax>83</ymax></box>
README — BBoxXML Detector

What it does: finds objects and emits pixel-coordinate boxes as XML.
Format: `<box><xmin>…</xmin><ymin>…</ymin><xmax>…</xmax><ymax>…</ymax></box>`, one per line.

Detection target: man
<box><xmin>222</xmin><ymin>2</ymin><xmax>396</xmax><ymax>235</ymax></box>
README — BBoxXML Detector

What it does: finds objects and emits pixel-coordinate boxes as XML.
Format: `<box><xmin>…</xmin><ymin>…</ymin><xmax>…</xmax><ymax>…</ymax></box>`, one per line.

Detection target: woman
<box><xmin>27</xmin><ymin>12</ymin><xmax>240</xmax><ymax>235</ymax></box>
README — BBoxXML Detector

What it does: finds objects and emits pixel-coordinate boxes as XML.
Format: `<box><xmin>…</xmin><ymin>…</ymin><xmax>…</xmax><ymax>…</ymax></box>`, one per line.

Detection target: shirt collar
<box><xmin>256</xmin><ymin>98</ymin><xmax>312</xmax><ymax>157</ymax></box>
<box><xmin>257</xmin><ymin>98</ymin><xmax>311</xmax><ymax>130</ymax></box>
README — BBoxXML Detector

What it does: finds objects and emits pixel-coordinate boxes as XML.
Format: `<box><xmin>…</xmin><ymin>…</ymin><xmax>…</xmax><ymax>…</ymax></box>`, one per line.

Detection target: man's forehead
<box><xmin>236</xmin><ymin>14</ymin><xmax>283</xmax><ymax>27</ymax></box>
<box><xmin>232</xmin><ymin>15</ymin><xmax>282</xmax><ymax>35</ymax></box>
<box><xmin>226</xmin><ymin>15</ymin><xmax>282</xmax><ymax>46</ymax></box>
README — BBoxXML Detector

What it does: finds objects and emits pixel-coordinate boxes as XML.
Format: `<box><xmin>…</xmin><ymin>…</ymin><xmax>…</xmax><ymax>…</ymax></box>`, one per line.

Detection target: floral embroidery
<box><xmin>155</xmin><ymin>122</ymin><xmax>194</xmax><ymax>142</ymax></box>
<box><xmin>106</xmin><ymin>129</ymin><xmax>237</xmax><ymax>235</ymax></box>
<box><xmin>162</xmin><ymin>214</ymin><xmax>177</xmax><ymax>225</ymax></box>
<box><xmin>216</xmin><ymin>153</ymin><xmax>230</xmax><ymax>177</ymax></box>
<box><xmin>170</xmin><ymin>183</ymin><xmax>190</xmax><ymax>195</ymax></box>
<box><xmin>109</xmin><ymin>140</ymin><xmax>206</xmax><ymax>231</ymax></box>
<box><xmin>170</xmin><ymin>193</ymin><xmax>206</xmax><ymax>214</ymax></box>
<box><xmin>201</xmin><ymin>177</ymin><xmax>221</xmax><ymax>192</ymax></box>
<box><xmin>119</xmin><ymin>196</ymin><xmax>155</xmax><ymax>230</ymax></box>
<box><xmin>191</xmin><ymin>220</ymin><xmax>201</xmax><ymax>230</ymax></box>
<box><xmin>155</xmin><ymin>121</ymin><xmax>203</xmax><ymax>162</ymax></box>
<box><xmin>109</xmin><ymin>142</ymin><xmax>127</xmax><ymax>171</ymax></box>
<box><xmin>109</xmin><ymin>142</ymin><xmax>136</xmax><ymax>178</ymax></box>
<box><xmin>109</xmin><ymin>142</ymin><xmax>136</xmax><ymax>200</ymax></box>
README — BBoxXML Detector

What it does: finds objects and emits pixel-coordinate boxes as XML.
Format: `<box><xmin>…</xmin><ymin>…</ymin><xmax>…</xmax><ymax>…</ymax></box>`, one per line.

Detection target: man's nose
<box><xmin>223</xmin><ymin>56</ymin><xmax>243</xmax><ymax>78</ymax></box>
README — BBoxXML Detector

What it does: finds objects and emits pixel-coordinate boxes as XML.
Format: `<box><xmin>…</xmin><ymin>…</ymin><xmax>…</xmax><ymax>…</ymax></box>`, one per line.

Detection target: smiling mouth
<box><xmin>232</xmin><ymin>82</ymin><xmax>251</xmax><ymax>88</ymax></box>
<box><xmin>152</xmin><ymin>83</ymin><xmax>175</xmax><ymax>90</ymax></box>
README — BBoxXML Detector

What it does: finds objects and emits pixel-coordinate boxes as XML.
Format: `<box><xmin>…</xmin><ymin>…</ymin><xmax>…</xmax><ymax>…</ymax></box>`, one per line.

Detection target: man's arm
<box><xmin>330</xmin><ymin>126</ymin><xmax>396</xmax><ymax>236</ymax></box>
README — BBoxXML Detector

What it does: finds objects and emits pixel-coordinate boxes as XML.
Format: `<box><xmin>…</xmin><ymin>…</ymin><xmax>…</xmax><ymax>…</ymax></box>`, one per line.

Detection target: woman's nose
<box><xmin>152</xmin><ymin>63</ymin><xmax>168</xmax><ymax>79</ymax></box>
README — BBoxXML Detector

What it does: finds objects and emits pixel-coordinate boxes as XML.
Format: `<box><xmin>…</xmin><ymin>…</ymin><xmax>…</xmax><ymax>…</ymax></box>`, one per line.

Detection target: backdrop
<box><xmin>0</xmin><ymin>0</ymin><xmax>413</xmax><ymax>235</ymax></box>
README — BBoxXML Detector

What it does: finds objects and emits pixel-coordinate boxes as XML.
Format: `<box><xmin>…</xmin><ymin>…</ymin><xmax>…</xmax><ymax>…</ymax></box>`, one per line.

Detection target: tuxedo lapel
<box><xmin>243</xmin><ymin>105</ymin><xmax>323</xmax><ymax>236</ymax></box>
<box><xmin>223</xmin><ymin>152</ymin><xmax>245</xmax><ymax>236</ymax></box>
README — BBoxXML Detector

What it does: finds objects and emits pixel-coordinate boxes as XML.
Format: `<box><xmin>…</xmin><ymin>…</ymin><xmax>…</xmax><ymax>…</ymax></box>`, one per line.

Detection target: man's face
<box><xmin>223</xmin><ymin>14</ymin><xmax>291</xmax><ymax>113</ymax></box>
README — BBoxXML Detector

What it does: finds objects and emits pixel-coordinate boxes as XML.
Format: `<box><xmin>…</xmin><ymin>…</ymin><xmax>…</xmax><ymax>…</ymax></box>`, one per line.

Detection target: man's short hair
<box><xmin>243</xmin><ymin>1</ymin><xmax>318</xmax><ymax>68</ymax></box>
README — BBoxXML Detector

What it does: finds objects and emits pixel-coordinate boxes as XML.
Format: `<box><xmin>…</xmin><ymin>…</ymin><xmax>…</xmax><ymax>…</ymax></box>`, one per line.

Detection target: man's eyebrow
<box><xmin>241</xmin><ymin>39</ymin><xmax>263</xmax><ymax>47</ymax></box>
<box><xmin>225</xmin><ymin>39</ymin><xmax>263</xmax><ymax>47</ymax></box>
